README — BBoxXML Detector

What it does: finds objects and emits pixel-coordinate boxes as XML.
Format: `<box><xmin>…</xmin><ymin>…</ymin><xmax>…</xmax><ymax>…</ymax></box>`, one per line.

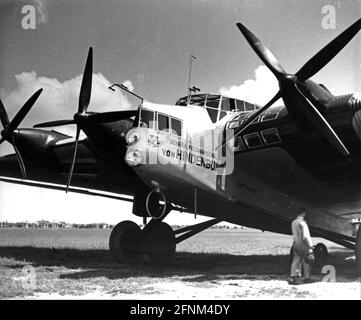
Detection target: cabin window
<box><xmin>170</xmin><ymin>118</ymin><xmax>182</xmax><ymax>136</ymax></box>
<box><xmin>261</xmin><ymin>128</ymin><xmax>281</xmax><ymax>145</ymax></box>
<box><xmin>244</xmin><ymin>111</ymin><xmax>260</xmax><ymax>124</ymax></box>
<box><xmin>234</xmin><ymin>136</ymin><xmax>246</xmax><ymax>152</ymax></box>
<box><xmin>228</xmin><ymin>113</ymin><xmax>249</xmax><ymax>133</ymax></box>
<box><xmin>158</xmin><ymin>113</ymin><xmax>170</xmax><ymax>133</ymax></box>
<box><xmin>252</xmin><ymin>116</ymin><xmax>260</xmax><ymax>123</ymax></box>
<box><xmin>243</xmin><ymin>132</ymin><xmax>263</xmax><ymax>148</ymax></box>
<box><xmin>261</xmin><ymin>111</ymin><xmax>279</xmax><ymax>122</ymax></box>
<box><xmin>139</xmin><ymin>109</ymin><xmax>155</xmax><ymax>129</ymax></box>
<box><xmin>228</xmin><ymin>120</ymin><xmax>240</xmax><ymax>129</ymax></box>
<box><xmin>246</xmin><ymin>102</ymin><xmax>258</xmax><ymax>111</ymax></box>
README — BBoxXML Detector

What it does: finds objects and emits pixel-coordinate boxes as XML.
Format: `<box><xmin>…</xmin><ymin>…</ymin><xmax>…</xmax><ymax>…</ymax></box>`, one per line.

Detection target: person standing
<box><xmin>288</xmin><ymin>208</ymin><xmax>314</xmax><ymax>285</ymax></box>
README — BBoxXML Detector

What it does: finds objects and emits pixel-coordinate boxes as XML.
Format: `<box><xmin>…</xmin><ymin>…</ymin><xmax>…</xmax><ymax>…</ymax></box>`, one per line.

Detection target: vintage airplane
<box><xmin>0</xmin><ymin>18</ymin><xmax>361</xmax><ymax>270</ymax></box>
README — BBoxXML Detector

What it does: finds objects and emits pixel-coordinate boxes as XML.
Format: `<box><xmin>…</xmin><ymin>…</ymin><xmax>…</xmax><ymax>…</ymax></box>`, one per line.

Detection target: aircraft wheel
<box><xmin>109</xmin><ymin>221</ymin><xmax>141</xmax><ymax>263</ymax></box>
<box><xmin>356</xmin><ymin>225</ymin><xmax>361</xmax><ymax>274</ymax></box>
<box><xmin>313</xmin><ymin>243</ymin><xmax>328</xmax><ymax>267</ymax></box>
<box><xmin>142</xmin><ymin>222</ymin><xmax>176</xmax><ymax>264</ymax></box>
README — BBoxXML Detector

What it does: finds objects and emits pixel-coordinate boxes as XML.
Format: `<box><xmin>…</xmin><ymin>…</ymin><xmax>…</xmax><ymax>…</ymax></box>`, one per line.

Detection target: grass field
<box><xmin>0</xmin><ymin>228</ymin><xmax>359</xmax><ymax>299</ymax></box>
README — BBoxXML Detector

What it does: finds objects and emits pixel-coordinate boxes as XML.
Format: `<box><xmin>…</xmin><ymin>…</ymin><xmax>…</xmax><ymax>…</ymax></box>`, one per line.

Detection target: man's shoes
<box><xmin>288</xmin><ymin>277</ymin><xmax>303</xmax><ymax>285</ymax></box>
<box><xmin>288</xmin><ymin>277</ymin><xmax>316</xmax><ymax>285</ymax></box>
<box><xmin>303</xmin><ymin>278</ymin><xmax>315</xmax><ymax>284</ymax></box>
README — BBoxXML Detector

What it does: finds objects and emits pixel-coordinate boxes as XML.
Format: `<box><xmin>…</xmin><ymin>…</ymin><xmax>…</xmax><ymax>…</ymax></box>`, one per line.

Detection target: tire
<box><xmin>142</xmin><ymin>222</ymin><xmax>176</xmax><ymax>264</ymax></box>
<box><xmin>313</xmin><ymin>243</ymin><xmax>328</xmax><ymax>267</ymax></box>
<box><xmin>109</xmin><ymin>221</ymin><xmax>141</xmax><ymax>263</ymax></box>
<box><xmin>356</xmin><ymin>225</ymin><xmax>361</xmax><ymax>274</ymax></box>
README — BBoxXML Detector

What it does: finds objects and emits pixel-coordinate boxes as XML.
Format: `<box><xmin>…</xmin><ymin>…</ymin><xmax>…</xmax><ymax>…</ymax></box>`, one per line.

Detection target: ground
<box><xmin>0</xmin><ymin>228</ymin><xmax>360</xmax><ymax>299</ymax></box>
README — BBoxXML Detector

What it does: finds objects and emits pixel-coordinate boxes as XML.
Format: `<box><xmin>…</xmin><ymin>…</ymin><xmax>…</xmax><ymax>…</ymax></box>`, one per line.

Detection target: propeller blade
<box><xmin>78</xmin><ymin>47</ymin><xmax>93</xmax><ymax>114</ymax></box>
<box><xmin>0</xmin><ymin>98</ymin><xmax>10</xmax><ymax>129</ymax></box>
<box><xmin>34</xmin><ymin>119</ymin><xmax>75</xmax><ymax>128</ymax></box>
<box><xmin>296</xmin><ymin>18</ymin><xmax>361</xmax><ymax>81</ymax></box>
<box><xmin>292</xmin><ymin>84</ymin><xmax>349</xmax><ymax>156</ymax></box>
<box><xmin>236</xmin><ymin>23</ymin><xmax>287</xmax><ymax>80</ymax></box>
<box><xmin>86</xmin><ymin>110</ymin><xmax>137</xmax><ymax>124</ymax></box>
<box><xmin>236</xmin><ymin>91</ymin><xmax>281</xmax><ymax>136</ymax></box>
<box><xmin>66</xmin><ymin>126</ymin><xmax>81</xmax><ymax>192</ymax></box>
<box><xmin>8</xmin><ymin>89</ymin><xmax>43</xmax><ymax>132</ymax></box>
<box><xmin>12</xmin><ymin>137</ymin><xmax>27</xmax><ymax>179</ymax></box>
<box><xmin>218</xmin><ymin>91</ymin><xmax>282</xmax><ymax>151</ymax></box>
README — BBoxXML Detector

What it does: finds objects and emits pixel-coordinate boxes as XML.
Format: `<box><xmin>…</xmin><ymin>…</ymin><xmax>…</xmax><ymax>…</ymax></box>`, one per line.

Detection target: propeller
<box><xmin>34</xmin><ymin>119</ymin><xmax>75</xmax><ymax>128</ymax></box>
<box><xmin>0</xmin><ymin>88</ymin><xmax>43</xmax><ymax>178</ymax></box>
<box><xmin>65</xmin><ymin>46</ymin><xmax>93</xmax><ymax>192</ymax></box>
<box><xmin>34</xmin><ymin>47</ymin><xmax>137</xmax><ymax>191</ymax></box>
<box><xmin>231</xmin><ymin>18</ymin><xmax>361</xmax><ymax>156</ymax></box>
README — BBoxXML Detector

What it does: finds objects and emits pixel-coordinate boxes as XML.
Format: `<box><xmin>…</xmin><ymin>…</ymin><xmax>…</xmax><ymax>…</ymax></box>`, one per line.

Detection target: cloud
<box><xmin>33</xmin><ymin>0</ymin><xmax>48</xmax><ymax>25</ymax></box>
<box><xmin>220</xmin><ymin>65</ymin><xmax>282</xmax><ymax>107</ymax></box>
<box><xmin>0</xmin><ymin>71</ymin><xmax>135</xmax><ymax>138</ymax></box>
<box><xmin>122</xmin><ymin>80</ymin><xmax>134</xmax><ymax>92</ymax></box>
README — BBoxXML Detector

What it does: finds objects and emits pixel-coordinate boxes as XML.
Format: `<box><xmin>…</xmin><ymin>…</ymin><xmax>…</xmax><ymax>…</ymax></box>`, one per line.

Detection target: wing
<box><xmin>0</xmin><ymin>138</ymin><xmax>139</xmax><ymax>199</ymax></box>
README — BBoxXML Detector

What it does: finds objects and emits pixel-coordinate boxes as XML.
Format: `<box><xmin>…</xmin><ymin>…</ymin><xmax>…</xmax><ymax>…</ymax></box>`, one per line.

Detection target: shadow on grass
<box><xmin>0</xmin><ymin>246</ymin><xmax>358</xmax><ymax>282</ymax></box>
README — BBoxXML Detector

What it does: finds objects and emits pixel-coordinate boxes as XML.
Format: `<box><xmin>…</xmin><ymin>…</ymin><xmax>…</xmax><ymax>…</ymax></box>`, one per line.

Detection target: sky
<box><xmin>0</xmin><ymin>0</ymin><xmax>360</xmax><ymax>224</ymax></box>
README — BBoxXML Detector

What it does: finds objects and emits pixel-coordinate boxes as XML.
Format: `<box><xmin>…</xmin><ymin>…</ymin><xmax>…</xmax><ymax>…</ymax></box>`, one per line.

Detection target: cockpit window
<box><xmin>174</xmin><ymin>93</ymin><xmax>260</xmax><ymax>123</ymax></box>
<box><xmin>206</xmin><ymin>108</ymin><xmax>218</xmax><ymax>123</ymax></box>
<box><xmin>175</xmin><ymin>94</ymin><xmax>207</xmax><ymax>106</ymax></box>
<box><xmin>204</xmin><ymin>95</ymin><xmax>220</xmax><ymax>123</ymax></box>
<box><xmin>221</xmin><ymin>97</ymin><xmax>231</xmax><ymax>112</ymax></box>
<box><xmin>219</xmin><ymin>97</ymin><xmax>237</xmax><ymax>120</ymax></box>
<box><xmin>205</xmin><ymin>95</ymin><xmax>220</xmax><ymax>109</ymax></box>
<box><xmin>158</xmin><ymin>113</ymin><xmax>170</xmax><ymax>133</ymax></box>
<box><xmin>139</xmin><ymin>109</ymin><xmax>155</xmax><ymax>129</ymax></box>
<box><xmin>229</xmin><ymin>99</ymin><xmax>237</xmax><ymax>111</ymax></box>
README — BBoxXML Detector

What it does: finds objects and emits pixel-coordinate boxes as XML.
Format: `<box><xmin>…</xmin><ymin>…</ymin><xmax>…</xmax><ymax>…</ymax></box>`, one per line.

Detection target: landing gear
<box><xmin>109</xmin><ymin>218</ymin><xmax>221</xmax><ymax>264</ymax></box>
<box><xmin>313</xmin><ymin>243</ymin><xmax>328</xmax><ymax>267</ymax></box>
<box><xmin>109</xmin><ymin>221</ymin><xmax>141</xmax><ymax>263</ymax></box>
<box><xmin>142</xmin><ymin>221</ymin><xmax>176</xmax><ymax>263</ymax></box>
<box><xmin>109</xmin><ymin>220</ymin><xmax>176</xmax><ymax>264</ymax></box>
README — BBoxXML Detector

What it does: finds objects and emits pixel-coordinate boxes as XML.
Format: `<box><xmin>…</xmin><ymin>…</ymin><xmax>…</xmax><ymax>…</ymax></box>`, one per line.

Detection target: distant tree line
<box><xmin>0</xmin><ymin>221</ymin><xmax>242</xmax><ymax>230</ymax></box>
<box><xmin>0</xmin><ymin>221</ymin><xmax>113</xmax><ymax>229</ymax></box>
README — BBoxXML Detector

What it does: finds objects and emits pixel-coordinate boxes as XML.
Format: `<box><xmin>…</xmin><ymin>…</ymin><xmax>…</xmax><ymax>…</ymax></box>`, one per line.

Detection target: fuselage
<box><xmin>126</xmin><ymin>88</ymin><xmax>361</xmax><ymax>242</ymax></box>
